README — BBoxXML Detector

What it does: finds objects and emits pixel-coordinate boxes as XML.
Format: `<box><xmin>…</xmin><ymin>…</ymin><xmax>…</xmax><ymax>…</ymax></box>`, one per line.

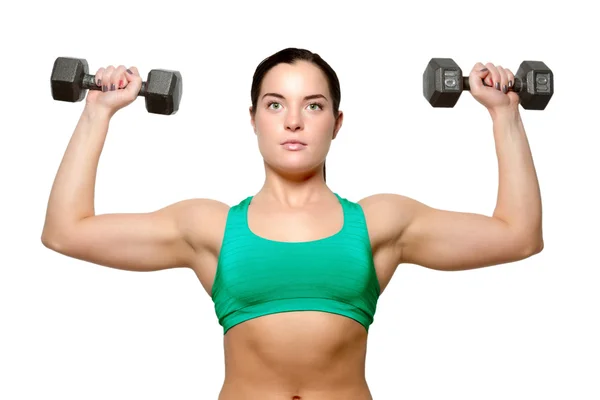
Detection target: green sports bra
<box><xmin>211</xmin><ymin>193</ymin><xmax>381</xmax><ymax>334</ymax></box>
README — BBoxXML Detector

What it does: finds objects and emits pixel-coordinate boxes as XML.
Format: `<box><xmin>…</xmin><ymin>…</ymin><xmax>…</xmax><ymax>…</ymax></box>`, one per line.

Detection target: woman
<box><xmin>41</xmin><ymin>48</ymin><xmax>543</xmax><ymax>399</ymax></box>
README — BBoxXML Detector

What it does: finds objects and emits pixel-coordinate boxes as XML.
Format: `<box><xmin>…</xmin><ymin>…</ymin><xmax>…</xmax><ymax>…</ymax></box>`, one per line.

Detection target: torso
<box><xmin>188</xmin><ymin>192</ymin><xmax>402</xmax><ymax>400</ymax></box>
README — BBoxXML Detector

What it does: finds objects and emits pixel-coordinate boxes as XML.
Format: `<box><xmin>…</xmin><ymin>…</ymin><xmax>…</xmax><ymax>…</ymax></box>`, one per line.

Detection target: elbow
<box><xmin>41</xmin><ymin>230</ymin><xmax>60</xmax><ymax>251</ymax></box>
<box><xmin>42</xmin><ymin>218</ymin><xmax>89</xmax><ymax>256</ymax></box>
<box><xmin>508</xmin><ymin>222</ymin><xmax>543</xmax><ymax>259</ymax></box>
<box><xmin>41</xmin><ymin>225</ymin><xmax>54</xmax><ymax>248</ymax></box>
<box><xmin>521</xmin><ymin>234</ymin><xmax>544</xmax><ymax>258</ymax></box>
<box><xmin>537</xmin><ymin>237</ymin><xmax>544</xmax><ymax>253</ymax></box>
<box><xmin>41</xmin><ymin>226</ymin><xmax>70</xmax><ymax>253</ymax></box>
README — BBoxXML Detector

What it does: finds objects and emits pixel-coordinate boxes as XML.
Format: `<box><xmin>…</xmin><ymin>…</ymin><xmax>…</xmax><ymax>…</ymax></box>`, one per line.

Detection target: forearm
<box><xmin>490</xmin><ymin>109</ymin><xmax>543</xmax><ymax>243</ymax></box>
<box><xmin>42</xmin><ymin>106</ymin><xmax>111</xmax><ymax>236</ymax></box>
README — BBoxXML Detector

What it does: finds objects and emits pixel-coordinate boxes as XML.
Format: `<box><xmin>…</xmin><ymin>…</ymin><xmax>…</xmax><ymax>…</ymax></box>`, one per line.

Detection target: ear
<box><xmin>332</xmin><ymin>110</ymin><xmax>343</xmax><ymax>140</ymax></box>
<box><xmin>249</xmin><ymin>106</ymin><xmax>256</xmax><ymax>134</ymax></box>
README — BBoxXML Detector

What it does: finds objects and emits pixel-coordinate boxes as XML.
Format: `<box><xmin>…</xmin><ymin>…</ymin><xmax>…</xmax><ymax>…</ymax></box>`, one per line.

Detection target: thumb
<box><xmin>469</xmin><ymin>63</ymin><xmax>490</xmax><ymax>92</ymax></box>
<box><xmin>124</xmin><ymin>66</ymin><xmax>143</xmax><ymax>96</ymax></box>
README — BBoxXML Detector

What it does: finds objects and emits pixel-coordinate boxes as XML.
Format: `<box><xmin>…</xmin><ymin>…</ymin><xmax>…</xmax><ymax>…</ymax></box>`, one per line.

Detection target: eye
<box><xmin>266</xmin><ymin>102</ymin><xmax>323</xmax><ymax>111</ymax></box>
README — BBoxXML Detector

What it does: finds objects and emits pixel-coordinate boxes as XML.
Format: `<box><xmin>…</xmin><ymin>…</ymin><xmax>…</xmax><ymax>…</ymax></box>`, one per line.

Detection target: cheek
<box><xmin>254</xmin><ymin>115</ymin><xmax>277</xmax><ymax>134</ymax></box>
<box><xmin>313</xmin><ymin>119</ymin><xmax>336</xmax><ymax>140</ymax></box>
<box><xmin>254</xmin><ymin>127</ymin><xmax>276</xmax><ymax>154</ymax></box>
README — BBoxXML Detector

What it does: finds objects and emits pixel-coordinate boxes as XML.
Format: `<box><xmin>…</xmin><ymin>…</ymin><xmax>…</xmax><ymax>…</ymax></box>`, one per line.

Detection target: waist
<box><xmin>221</xmin><ymin>311</ymin><xmax>369</xmax><ymax>390</ymax></box>
<box><xmin>218</xmin><ymin>382</ymin><xmax>373</xmax><ymax>400</ymax></box>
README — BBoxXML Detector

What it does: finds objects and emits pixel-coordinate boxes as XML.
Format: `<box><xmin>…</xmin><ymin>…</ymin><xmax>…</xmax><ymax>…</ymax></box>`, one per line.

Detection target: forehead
<box><xmin>260</xmin><ymin>61</ymin><xmax>329</xmax><ymax>96</ymax></box>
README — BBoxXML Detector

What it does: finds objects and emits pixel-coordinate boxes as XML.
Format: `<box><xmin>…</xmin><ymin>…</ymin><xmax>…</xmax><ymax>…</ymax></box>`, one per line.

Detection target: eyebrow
<box><xmin>262</xmin><ymin>92</ymin><xmax>329</xmax><ymax>102</ymax></box>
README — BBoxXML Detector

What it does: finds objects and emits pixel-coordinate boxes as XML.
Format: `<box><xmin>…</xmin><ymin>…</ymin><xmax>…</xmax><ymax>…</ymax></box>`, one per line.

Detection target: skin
<box><xmin>42</xmin><ymin>60</ymin><xmax>543</xmax><ymax>400</ymax></box>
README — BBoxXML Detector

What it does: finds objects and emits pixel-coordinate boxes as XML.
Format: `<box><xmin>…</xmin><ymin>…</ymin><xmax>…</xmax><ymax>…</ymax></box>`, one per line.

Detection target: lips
<box><xmin>281</xmin><ymin>139</ymin><xmax>307</xmax><ymax>145</ymax></box>
<box><xmin>281</xmin><ymin>139</ymin><xmax>307</xmax><ymax>151</ymax></box>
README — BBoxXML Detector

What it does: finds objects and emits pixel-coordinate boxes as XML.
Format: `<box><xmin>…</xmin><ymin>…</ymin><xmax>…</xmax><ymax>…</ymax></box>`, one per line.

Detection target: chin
<box><xmin>268</xmin><ymin>159</ymin><xmax>319</xmax><ymax>176</ymax></box>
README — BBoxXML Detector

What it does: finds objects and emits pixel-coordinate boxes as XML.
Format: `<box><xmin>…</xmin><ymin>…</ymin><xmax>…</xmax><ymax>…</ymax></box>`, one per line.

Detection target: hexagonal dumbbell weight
<box><xmin>423</xmin><ymin>58</ymin><xmax>553</xmax><ymax>110</ymax></box>
<box><xmin>50</xmin><ymin>57</ymin><xmax>183</xmax><ymax>115</ymax></box>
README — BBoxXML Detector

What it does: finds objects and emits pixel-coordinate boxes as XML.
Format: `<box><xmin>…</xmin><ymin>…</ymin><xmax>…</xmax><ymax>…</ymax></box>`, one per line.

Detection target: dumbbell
<box><xmin>50</xmin><ymin>57</ymin><xmax>183</xmax><ymax>115</ymax></box>
<box><xmin>423</xmin><ymin>58</ymin><xmax>553</xmax><ymax>110</ymax></box>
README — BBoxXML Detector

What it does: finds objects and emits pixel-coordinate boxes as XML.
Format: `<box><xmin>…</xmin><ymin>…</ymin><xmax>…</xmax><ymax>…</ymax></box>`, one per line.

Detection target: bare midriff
<box><xmin>216</xmin><ymin>311</ymin><xmax>374</xmax><ymax>400</ymax></box>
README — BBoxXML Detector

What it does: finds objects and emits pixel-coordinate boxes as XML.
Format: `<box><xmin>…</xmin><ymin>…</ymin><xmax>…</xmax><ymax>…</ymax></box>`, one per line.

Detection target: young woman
<box><xmin>42</xmin><ymin>48</ymin><xmax>543</xmax><ymax>400</ymax></box>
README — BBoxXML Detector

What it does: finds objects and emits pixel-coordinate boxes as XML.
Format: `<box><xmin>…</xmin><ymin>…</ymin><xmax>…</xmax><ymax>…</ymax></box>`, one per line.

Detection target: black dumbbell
<box><xmin>50</xmin><ymin>57</ymin><xmax>183</xmax><ymax>115</ymax></box>
<box><xmin>423</xmin><ymin>58</ymin><xmax>553</xmax><ymax>110</ymax></box>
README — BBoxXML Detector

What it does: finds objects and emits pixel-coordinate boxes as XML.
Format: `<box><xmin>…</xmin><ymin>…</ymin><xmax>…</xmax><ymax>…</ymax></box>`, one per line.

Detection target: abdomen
<box><xmin>221</xmin><ymin>311</ymin><xmax>370</xmax><ymax>393</ymax></box>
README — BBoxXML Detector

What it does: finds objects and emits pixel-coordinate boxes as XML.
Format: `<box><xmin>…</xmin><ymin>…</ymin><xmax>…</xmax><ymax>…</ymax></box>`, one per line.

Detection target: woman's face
<box><xmin>250</xmin><ymin>61</ymin><xmax>343</xmax><ymax>178</ymax></box>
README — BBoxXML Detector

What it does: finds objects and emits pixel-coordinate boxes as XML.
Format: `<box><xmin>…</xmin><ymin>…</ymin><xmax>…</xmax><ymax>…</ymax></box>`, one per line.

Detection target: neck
<box><xmin>257</xmin><ymin>164</ymin><xmax>330</xmax><ymax>206</ymax></box>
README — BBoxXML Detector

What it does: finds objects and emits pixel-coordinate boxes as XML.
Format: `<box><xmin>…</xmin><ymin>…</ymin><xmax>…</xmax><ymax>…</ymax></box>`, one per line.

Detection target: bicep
<box><xmin>42</xmin><ymin>199</ymin><xmax>220</xmax><ymax>272</ymax></box>
<box><xmin>400</xmin><ymin>204</ymin><xmax>541</xmax><ymax>271</ymax></box>
<box><xmin>361</xmin><ymin>194</ymin><xmax>541</xmax><ymax>272</ymax></box>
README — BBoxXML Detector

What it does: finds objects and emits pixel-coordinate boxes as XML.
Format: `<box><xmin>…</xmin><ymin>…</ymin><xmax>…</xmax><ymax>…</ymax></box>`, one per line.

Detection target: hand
<box><xmin>85</xmin><ymin>65</ymin><xmax>143</xmax><ymax>117</ymax></box>
<box><xmin>468</xmin><ymin>62</ymin><xmax>520</xmax><ymax>115</ymax></box>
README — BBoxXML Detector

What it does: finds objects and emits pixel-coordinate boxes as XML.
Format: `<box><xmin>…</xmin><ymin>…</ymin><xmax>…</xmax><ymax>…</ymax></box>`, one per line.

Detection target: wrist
<box><xmin>489</xmin><ymin>106</ymin><xmax>520</xmax><ymax>123</ymax></box>
<box><xmin>82</xmin><ymin>104</ymin><xmax>114</xmax><ymax>122</ymax></box>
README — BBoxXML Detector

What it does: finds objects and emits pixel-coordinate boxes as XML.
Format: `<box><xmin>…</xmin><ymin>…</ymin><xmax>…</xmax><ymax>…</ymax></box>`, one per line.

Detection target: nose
<box><xmin>285</xmin><ymin>109</ymin><xmax>304</xmax><ymax>132</ymax></box>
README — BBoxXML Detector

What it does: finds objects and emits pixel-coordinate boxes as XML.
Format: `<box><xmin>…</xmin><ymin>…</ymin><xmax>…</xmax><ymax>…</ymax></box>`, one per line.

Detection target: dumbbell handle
<box><xmin>462</xmin><ymin>76</ymin><xmax>524</xmax><ymax>92</ymax></box>
<box><xmin>81</xmin><ymin>73</ymin><xmax>148</xmax><ymax>96</ymax></box>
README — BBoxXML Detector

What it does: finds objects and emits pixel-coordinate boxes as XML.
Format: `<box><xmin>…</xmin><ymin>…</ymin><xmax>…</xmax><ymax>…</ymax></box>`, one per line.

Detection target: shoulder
<box><xmin>357</xmin><ymin>193</ymin><xmax>426</xmax><ymax>249</ymax></box>
<box><xmin>164</xmin><ymin>198</ymin><xmax>231</xmax><ymax>253</ymax></box>
<box><xmin>358</xmin><ymin>193</ymin><xmax>422</xmax><ymax>220</ymax></box>
<box><xmin>166</xmin><ymin>198</ymin><xmax>230</xmax><ymax>222</ymax></box>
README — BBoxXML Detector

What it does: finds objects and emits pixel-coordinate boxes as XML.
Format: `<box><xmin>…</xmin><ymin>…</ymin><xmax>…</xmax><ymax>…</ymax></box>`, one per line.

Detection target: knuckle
<box><xmin>105</xmin><ymin>67</ymin><xmax>115</xmax><ymax>77</ymax></box>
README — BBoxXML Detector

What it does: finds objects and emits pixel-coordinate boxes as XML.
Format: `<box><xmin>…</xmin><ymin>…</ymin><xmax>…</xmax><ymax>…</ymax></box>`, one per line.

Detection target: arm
<box><xmin>42</xmin><ymin>198</ymin><xmax>227</xmax><ymax>272</ymax></box>
<box><xmin>41</xmin><ymin>106</ymin><xmax>227</xmax><ymax>272</ymax></box>
<box><xmin>362</xmin><ymin>110</ymin><xmax>543</xmax><ymax>272</ymax></box>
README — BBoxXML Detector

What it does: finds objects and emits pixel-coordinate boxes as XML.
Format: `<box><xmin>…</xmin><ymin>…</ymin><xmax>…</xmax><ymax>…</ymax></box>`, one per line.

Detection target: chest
<box><xmin>248</xmin><ymin>205</ymin><xmax>343</xmax><ymax>243</ymax></box>
<box><xmin>211</xmin><ymin>227</ymin><xmax>381</xmax><ymax>333</ymax></box>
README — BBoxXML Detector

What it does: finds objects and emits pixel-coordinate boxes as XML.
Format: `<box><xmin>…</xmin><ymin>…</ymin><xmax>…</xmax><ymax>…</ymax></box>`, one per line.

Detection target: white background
<box><xmin>2</xmin><ymin>1</ymin><xmax>598</xmax><ymax>399</ymax></box>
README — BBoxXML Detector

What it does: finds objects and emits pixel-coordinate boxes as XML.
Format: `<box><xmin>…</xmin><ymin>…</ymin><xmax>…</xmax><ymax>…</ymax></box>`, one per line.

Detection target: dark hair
<box><xmin>250</xmin><ymin>48</ymin><xmax>341</xmax><ymax>182</ymax></box>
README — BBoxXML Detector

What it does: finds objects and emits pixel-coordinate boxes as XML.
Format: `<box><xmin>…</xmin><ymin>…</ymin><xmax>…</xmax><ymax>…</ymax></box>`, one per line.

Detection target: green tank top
<box><xmin>211</xmin><ymin>193</ymin><xmax>381</xmax><ymax>334</ymax></box>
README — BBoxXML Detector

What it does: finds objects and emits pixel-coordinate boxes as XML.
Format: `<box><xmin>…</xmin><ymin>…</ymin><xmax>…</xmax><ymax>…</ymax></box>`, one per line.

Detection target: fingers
<box><xmin>489</xmin><ymin>64</ymin><xmax>515</xmax><ymax>94</ymax></box>
<box><xmin>123</xmin><ymin>66</ymin><xmax>142</xmax><ymax>96</ymax></box>
<box><xmin>113</xmin><ymin>65</ymin><xmax>127</xmax><ymax>90</ymax></box>
<box><xmin>125</xmin><ymin>66</ymin><xmax>140</xmax><ymax>80</ymax></box>
<box><xmin>469</xmin><ymin>62</ymin><xmax>489</xmax><ymax>91</ymax></box>
<box><xmin>497</xmin><ymin>65</ymin><xmax>510</xmax><ymax>94</ymax></box>
<box><xmin>94</xmin><ymin>68</ymin><xmax>105</xmax><ymax>88</ymax></box>
<box><xmin>101</xmin><ymin>66</ymin><xmax>115</xmax><ymax>92</ymax></box>
<box><xmin>471</xmin><ymin>62</ymin><xmax>515</xmax><ymax>94</ymax></box>
<box><xmin>93</xmin><ymin>64</ymin><xmax>141</xmax><ymax>93</ymax></box>
<box><xmin>484</xmin><ymin>62</ymin><xmax>500</xmax><ymax>89</ymax></box>
<box><xmin>506</xmin><ymin>68</ymin><xmax>515</xmax><ymax>91</ymax></box>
